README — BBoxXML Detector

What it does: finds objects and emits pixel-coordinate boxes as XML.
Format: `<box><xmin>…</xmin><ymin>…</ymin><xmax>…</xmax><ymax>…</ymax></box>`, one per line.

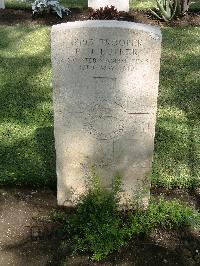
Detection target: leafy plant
<box><xmin>89</xmin><ymin>5</ymin><xmax>120</xmax><ymax>20</ymax></box>
<box><xmin>130</xmin><ymin>198</ymin><xmax>198</xmax><ymax>235</ymax></box>
<box><xmin>70</xmin><ymin>175</ymin><xmax>129</xmax><ymax>261</ymax></box>
<box><xmin>150</xmin><ymin>0</ymin><xmax>192</xmax><ymax>21</ymax></box>
<box><xmin>54</xmin><ymin>173</ymin><xmax>130</xmax><ymax>261</ymax></box>
<box><xmin>53</xmin><ymin>172</ymin><xmax>200</xmax><ymax>261</ymax></box>
<box><xmin>32</xmin><ymin>0</ymin><xmax>71</xmax><ymax>18</ymax></box>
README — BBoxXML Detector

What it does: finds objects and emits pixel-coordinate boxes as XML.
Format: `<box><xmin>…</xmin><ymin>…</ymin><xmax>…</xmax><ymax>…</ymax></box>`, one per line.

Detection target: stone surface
<box><xmin>88</xmin><ymin>0</ymin><xmax>129</xmax><ymax>12</ymax></box>
<box><xmin>51</xmin><ymin>20</ymin><xmax>162</xmax><ymax>208</ymax></box>
<box><xmin>0</xmin><ymin>0</ymin><xmax>5</xmax><ymax>9</ymax></box>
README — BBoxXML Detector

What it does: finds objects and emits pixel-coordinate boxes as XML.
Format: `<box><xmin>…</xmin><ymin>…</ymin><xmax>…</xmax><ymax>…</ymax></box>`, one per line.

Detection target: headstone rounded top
<box><xmin>52</xmin><ymin>20</ymin><xmax>161</xmax><ymax>37</ymax></box>
<box><xmin>52</xmin><ymin>17</ymin><xmax>162</xmax><ymax>208</ymax></box>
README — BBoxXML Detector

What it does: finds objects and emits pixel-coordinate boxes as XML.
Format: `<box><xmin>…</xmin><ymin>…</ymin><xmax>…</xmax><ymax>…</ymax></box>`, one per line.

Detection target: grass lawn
<box><xmin>0</xmin><ymin>25</ymin><xmax>199</xmax><ymax>188</ymax></box>
<box><xmin>0</xmin><ymin>26</ymin><xmax>55</xmax><ymax>187</ymax></box>
<box><xmin>131</xmin><ymin>0</ymin><xmax>200</xmax><ymax>10</ymax></box>
<box><xmin>5</xmin><ymin>0</ymin><xmax>200</xmax><ymax>10</ymax></box>
<box><xmin>153</xmin><ymin>27</ymin><xmax>200</xmax><ymax>188</ymax></box>
<box><xmin>5</xmin><ymin>0</ymin><xmax>88</xmax><ymax>9</ymax></box>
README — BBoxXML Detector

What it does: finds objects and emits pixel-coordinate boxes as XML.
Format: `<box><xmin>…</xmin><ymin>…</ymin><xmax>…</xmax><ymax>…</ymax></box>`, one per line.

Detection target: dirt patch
<box><xmin>0</xmin><ymin>8</ymin><xmax>200</xmax><ymax>27</ymax></box>
<box><xmin>0</xmin><ymin>188</ymin><xmax>199</xmax><ymax>266</ymax></box>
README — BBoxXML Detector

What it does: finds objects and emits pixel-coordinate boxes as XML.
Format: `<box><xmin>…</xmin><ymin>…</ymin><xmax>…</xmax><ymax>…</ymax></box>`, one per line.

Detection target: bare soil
<box><xmin>0</xmin><ymin>8</ymin><xmax>200</xmax><ymax>27</ymax></box>
<box><xmin>0</xmin><ymin>187</ymin><xmax>199</xmax><ymax>266</ymax></box>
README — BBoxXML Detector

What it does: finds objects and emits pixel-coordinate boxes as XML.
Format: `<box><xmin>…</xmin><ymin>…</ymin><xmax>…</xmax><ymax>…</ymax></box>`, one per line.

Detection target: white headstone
<box><xmin>0</xmin><ymin>0</ymin><xmax>5</xmax><ymax>9</ymax></box>
<box><xmin>88</xmin><ymin>0</ymin><xmax>129</xmax><ymax>12</ymax></box>
<box><xmin>51</xmin><ymin>21</ymin><xmax>162</xmax><ymax>208</ymax></box>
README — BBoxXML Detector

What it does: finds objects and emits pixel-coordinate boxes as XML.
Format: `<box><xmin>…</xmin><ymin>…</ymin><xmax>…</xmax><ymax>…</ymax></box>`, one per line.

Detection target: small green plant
<box><xmin>129</xmin><ymin>198</ymin><xmax>199</xmax><ymax>235</ymax></box>
<box><xmin>63</xmin><ymin>173</ymin><xmax>129</xmax><ymax>261</ymax></box>
<box><xmin>53</xmin><ymin>172</ymin><xmax>129</xmax><ymax>261</ymax></box>
<box><xmin>53</xmin><ymin>172</ymin><xmax>200</xmax><ymax>261</ymax></box>
<box><xmin>32</xmin><ymin>0</ymin><xmax>71</xmax><ymax>18</ymax></box>
<box><xmin>150</xmin><ymin>0</ymin><xmax>192</xmax><ymax>21</ymax></box>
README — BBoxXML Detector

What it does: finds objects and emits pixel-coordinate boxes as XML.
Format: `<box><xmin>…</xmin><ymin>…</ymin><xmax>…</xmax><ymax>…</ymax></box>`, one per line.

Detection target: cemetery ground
<box><xmin>0</xmin><ymin>2</ymin><xmax>200</xmax><ymax>266</ymax></box>
<box><xmin>0</xmin><ymin>5</ymin><xmax>200</xmax><ymax>26</ymax></box>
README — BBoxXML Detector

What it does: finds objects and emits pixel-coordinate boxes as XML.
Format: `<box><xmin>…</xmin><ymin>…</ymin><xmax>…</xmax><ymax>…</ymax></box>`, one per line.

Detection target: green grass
<box><xmin>60</xmin><ymin>0</ymin><xmax>87</xmax><ymax>8</ymax></box>
<box><xmin>0</xmin><ymin>26</ymin><xmax>55</xmax><ymax>187</ymax></box>
<box><xmin>190</xmin><ymin>0</ymin><xmax>200</xmax><ymax>11</ymax></box>
<box><xmin>5</xmin><ymin>0</ymin><xmax>200</xmax><ymax>10</ymax></box>
<box><xmin>152</xmin><ymin>27</ymin><xmax>200</xmax><ymax>188</ymax></box>
<box><xmin>130</xmin><ymin>0</ymin><xmax>200</xmax><ymax>10</ymax></box>
<box><xmin>5</xmin><ymin>0</ymin><xmax>88</xmax><ymax>9</ymax></box>
<box><xmin>0</xmin><ymin>25</ymin><xmax>200</xmax><ymax>188</ymax></box>
<box><xmin>130</xmin><ymin>0</ymin><xmax>155</xmax><ymax>9</ymax></box>
<box><xmin>3</xmin><ymin>0</ymin><xmax>156</xmax><ymax>10</ymax></box>
<box><xmin>53</xmin><ymin>178</ymin><xmax>200</xmax><ymax>261</ymax></box>
<box><xmin>5</xmin><ymin>0</ymin><xmax>31</xmax><ymax>9</ymax></box>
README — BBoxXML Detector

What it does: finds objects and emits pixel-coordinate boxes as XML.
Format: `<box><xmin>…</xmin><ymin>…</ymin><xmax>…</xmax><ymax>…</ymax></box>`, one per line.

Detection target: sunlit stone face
<box><xmin>51</xmin><ymin>20</ymin><xmax>162</xmax><ymax>208</ymax></box>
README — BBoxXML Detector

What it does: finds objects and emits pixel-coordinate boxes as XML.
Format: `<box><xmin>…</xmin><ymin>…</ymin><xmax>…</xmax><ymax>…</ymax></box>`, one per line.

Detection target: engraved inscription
<box><xmin>52</xmin><ymin>21</ymin><xmax>162</xmax><ymax>207</ymax></box>
<box><xmin>63</xmin><ymin>37</ymin><xmax>151</xmax><ymax>72</ymax></box>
